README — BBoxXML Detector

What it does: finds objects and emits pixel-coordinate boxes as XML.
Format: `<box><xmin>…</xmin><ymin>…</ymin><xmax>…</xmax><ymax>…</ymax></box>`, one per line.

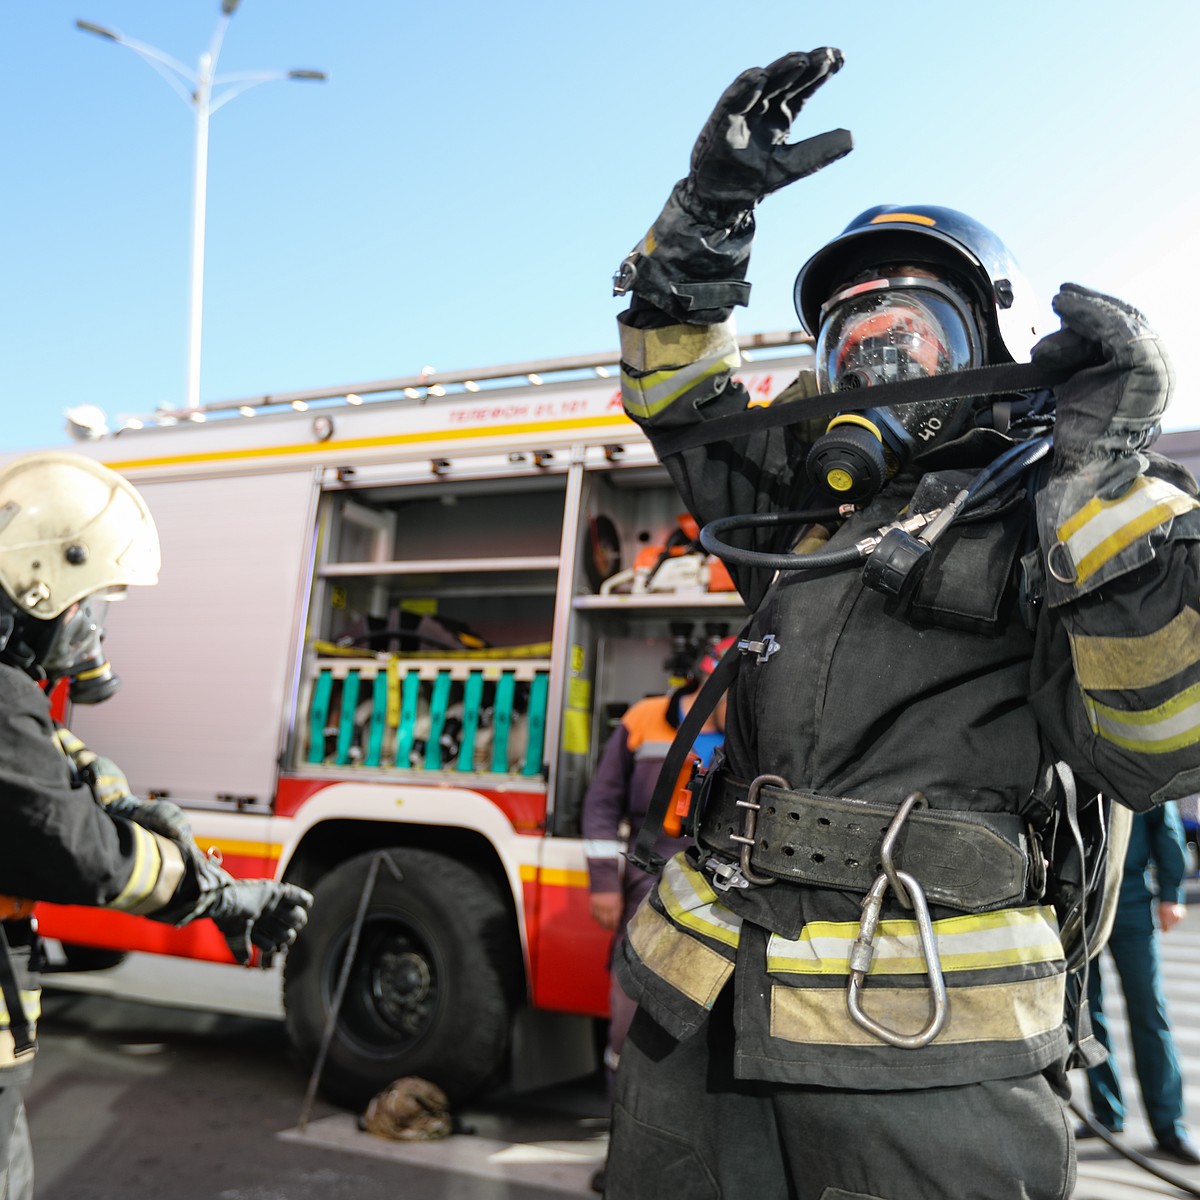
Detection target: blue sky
<box><xmin>4</xmin><ymin>0</ymin><xmax>1199</xmax><ymax>449</ymax></box>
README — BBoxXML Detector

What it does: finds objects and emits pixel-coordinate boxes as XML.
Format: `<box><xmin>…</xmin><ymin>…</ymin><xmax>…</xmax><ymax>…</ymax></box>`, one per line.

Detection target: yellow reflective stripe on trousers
<box><xmin>621</xmin><ymin>349</ymin><xmax>742</xmax><ymax>421</ymax></box>
<box><xmin>765</xmin><ymin>905</ymin><xmax>1063</xmax><ymax>975</ymax></box>
<box><xmin>657</xmin><ymin>854</ymin><xmax>743</xmax><ymax>950</ymax></box>
<box><xmin>1056</xmin><ymin>476</ymin><xmax>1198</xmax><ymax>584</ymax></box>
<box><xmin>1070</xmin><ymin>607</ymin><xmax>1200</xmax><ymax>691</ymax></box>
<box><xmin>0</xmin><ymin>988</ymin><xmax>41</xmax><ymax>1066</ymax></box>
<box><xmin>626</xmin><ymin>901</ymin><xmax>733</xmax><ymax>1010</ymax></box>
<box><xmin>770</xmin><ymin>973</ymin><xmax>1066</xmax><ymax>1046</ymax></box>
<box><xmin>1085</xmin><ymin>677</ymin><xmax>1200</xmax><ymax>754</ymax></box>
<box><xmin>0</xmin><ymin>989</ymin><xmax>41</xmax><ymax>1027</ymax></box>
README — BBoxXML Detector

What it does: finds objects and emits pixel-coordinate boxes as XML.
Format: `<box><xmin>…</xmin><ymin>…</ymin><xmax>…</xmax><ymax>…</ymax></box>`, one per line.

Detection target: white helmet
<box><xmin>0</xmin><ymin>451</ymin><xmax>160</xmax><ymax>620</ymax></box>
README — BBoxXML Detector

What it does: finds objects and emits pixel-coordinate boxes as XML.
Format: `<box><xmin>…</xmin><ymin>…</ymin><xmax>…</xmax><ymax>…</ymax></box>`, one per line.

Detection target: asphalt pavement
<box><xmin>23</xmin><ymin>879</ymin><xmax>1200</xmax><ymax>1199</ymax></box>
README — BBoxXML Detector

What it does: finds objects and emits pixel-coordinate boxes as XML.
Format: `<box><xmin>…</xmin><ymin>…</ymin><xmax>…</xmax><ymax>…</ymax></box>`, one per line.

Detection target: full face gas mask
<box><xmin>41</xmin><ymin>592</ymin><xmax>123</xmax><ymax>704</ymax></box>
<box><xmin>793</xmin><ymin>205</ymin><xmax>1045</xmax><ymax>504</ymax></box>
<box><xmin>805</xmin><ymin>274</ymin><xmax>984</xmax><ymax>500</ymax></box>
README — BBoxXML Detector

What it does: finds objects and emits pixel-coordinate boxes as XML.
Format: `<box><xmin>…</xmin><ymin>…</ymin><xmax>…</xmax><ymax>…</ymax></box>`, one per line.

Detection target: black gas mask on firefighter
<box><xmin>793</xmin><ymin>205</ymin><xmax>1043</xmax><ymax>503</ymax></box>
<box><xmin>804</xmin><ymin>274</ymin><xmax>984</xmax><ymax>500</ymax></box>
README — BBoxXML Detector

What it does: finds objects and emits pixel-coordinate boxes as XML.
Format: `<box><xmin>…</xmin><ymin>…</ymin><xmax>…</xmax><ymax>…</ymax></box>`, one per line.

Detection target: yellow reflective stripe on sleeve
<box><xmin>766</xmin><ymin>905</ymin><xmax>1063</xmax><ymax>975</ymax></box>
<box><xmin>1056</xmin><ymin>476</ymin><xmax>1198</xmax><ymax>585</ymax></box>
<box><xmin>109</xmin><ymin>828</ymin><xmax>185</xmax><ymax>914</ymax></box>
<box><xmin>618</xmin><ymin>319</ymin><xmax>738</xmax><ymax>374</ymax></box>
<box><xmin>626</xmin><ymin>900</ymin><xmax>733</xmax><ymax>1010</ymax></box>
<box><xmin>1085</xmin><ymin>678</ymin><xmax>1200</xmax><ymax>754</ymax></box>
<box><xmin>621</xmin><ymin>350</ymin><xmax>742</xmax><ymax>421</ymax></box>
<box><xmin>54</xmin><ymin>727</ymin><xmax>86</xmax><ymax>757</ymax></box>
<box><xmin>770</xmin><ymin>973</ymin><xmax>1065</xmax><ymax>1046</ymax></box>
<box><xmin>657</xmin><ymin>854</ymin><xmax>743</xmax><ymax>950</ymax></box>
<box><xmin>1071</xmin><ymin>607</ymin><xmax>1200</xmax><ymax>691</ymax></box>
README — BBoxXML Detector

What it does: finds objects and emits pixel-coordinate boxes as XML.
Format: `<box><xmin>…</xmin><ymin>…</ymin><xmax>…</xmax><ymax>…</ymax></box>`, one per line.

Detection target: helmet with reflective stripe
<box><xmin>793</xmin><ymin>205</ymin><xmax>1042</xmax><ymax>364</ymax></box>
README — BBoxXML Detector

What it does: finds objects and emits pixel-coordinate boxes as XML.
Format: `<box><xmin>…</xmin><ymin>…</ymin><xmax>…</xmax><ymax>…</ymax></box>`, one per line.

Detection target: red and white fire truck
<box><xmin>33</xmin><ymin>333</ymin><xmax>814</xmax><ymax>1106</ymax></box>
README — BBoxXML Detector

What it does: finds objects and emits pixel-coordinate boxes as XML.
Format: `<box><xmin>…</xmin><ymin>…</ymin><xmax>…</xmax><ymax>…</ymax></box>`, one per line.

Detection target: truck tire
<box><xmin>43</xmin><ymin>944</ymin><xmax>128</xmax><ymax>973</ymax></box>
<box><xmin>283</xmin><ymin>848</ymin><xmax>519</xmax><ymax>1108</ymax></box>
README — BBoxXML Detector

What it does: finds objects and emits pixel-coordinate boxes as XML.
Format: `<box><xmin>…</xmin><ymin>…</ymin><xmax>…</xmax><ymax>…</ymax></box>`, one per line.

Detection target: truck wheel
<box><xmin>283</xmin><ymin>848</ymin><xmax>519</xmax><ymax>1108</ymax></box>
<box><xmin>43</xmin><ymin>944</ymin><xmax>128</xmax><ymax>973</ymax></box>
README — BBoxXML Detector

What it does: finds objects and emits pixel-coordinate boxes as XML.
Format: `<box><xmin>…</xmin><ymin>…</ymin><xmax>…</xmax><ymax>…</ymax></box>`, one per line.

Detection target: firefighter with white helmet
<box><xmin>0</xmin><ymin>451</ymin><xmax>313</xmax><ymax>1200</ymax></box>
<box><xmin>607</xmin><ymin>48</ymin><xmax>1196</xmax><ymax>1199</ymax></box>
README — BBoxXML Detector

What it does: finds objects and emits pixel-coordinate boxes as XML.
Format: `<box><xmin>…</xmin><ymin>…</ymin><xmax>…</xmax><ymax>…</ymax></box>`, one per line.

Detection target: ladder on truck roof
<box><xmin>79</xmin><ymin>329</ymin><xmax>814</xmax><ymax>438</ymax></box>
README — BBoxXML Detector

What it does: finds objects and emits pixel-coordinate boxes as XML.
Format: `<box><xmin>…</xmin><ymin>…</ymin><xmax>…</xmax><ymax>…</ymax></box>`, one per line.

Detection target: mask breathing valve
<box><xmin>860</xmin><ymin>490</ymin><xmax>969</xmax><ymax>600</ymax></box>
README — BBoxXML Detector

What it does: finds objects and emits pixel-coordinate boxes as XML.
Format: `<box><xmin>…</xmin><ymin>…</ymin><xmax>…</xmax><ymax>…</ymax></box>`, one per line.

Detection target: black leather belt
<box><xmin>696</xmin><ymin>774</ymin><xmax>1034</xmax><ymax>912</ymax></box>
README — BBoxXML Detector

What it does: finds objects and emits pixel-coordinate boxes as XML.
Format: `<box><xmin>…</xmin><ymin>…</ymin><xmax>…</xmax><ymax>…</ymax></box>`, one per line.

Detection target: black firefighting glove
<box><xmin>191</xmin><ymin>868</ymin><xmax>314</xmax><ymax>967</ymax></box>
<box><xmin>1032</xmin><ymin>283</ymin><xmax>1174</xmax><ymax>476</ymax></box>
<box><xmin>613</xmin><ymin>49</ymin><xmax>853</xmax><ymax>325</ymax></box>
<box><xmin>1033</xmin><ymin>285</ymin><xmax>1185</xmax><ymax>607</ymax></box>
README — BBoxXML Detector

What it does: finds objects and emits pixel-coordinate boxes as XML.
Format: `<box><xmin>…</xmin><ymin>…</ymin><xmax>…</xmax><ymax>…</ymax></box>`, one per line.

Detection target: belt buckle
<box><xmin>726</xmin><ymin>773</ymin><xmax>786</xmax><ymax>888</ymax></box>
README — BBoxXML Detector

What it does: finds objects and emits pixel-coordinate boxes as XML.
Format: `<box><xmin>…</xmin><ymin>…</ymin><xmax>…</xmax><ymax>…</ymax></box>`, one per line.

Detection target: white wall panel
<box><xmin>70</xmin><ymin>470</ymin><xmax>318</xmax><ymax>807</ymax></box>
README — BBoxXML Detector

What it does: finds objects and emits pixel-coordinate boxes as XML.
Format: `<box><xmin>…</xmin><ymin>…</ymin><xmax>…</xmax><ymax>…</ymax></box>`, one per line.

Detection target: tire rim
<box><xmin>328</xmin><ymin>912</ymin><xmax>442</xmax><ymax>1052</ymax></box>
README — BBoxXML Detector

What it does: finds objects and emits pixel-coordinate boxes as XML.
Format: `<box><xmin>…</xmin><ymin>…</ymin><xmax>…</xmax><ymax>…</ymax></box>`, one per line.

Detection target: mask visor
<box><xmin>816</xmin><ymin>277</ymin><xmax>980</xmax><ymax>394</ymax></box>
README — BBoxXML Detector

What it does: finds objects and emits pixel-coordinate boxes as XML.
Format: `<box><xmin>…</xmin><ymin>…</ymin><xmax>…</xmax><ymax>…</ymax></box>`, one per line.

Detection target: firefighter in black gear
<box><xmin>0</xmin><ymin>451</ymin><xmax>313</xmax><ymax>1200</ymax></box>
<box><xmin>606</xmin><ymin>50</ymin><xmax>1195</xmax><ymax>1200</ymax></box>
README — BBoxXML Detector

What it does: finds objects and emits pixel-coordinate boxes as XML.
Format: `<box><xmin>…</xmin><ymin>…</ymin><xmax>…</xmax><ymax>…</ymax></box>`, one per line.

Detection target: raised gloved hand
<box><xmin>682</xmin><ymin>49</ymin><xmax>853</xmax><ymax>224</ymax></box>
<box><xmin>1032</xmin><ymin>283</ymin><xmax>1174</xmax><ymax>474</ymax></box>
<box><xmin>614</xmin><ymin>49</ymin><xmax>852</xmax><ymax>324</ymax></box>
<box><xmin>197</xmin><ymin>877</ymin><xmax>314</xmax><ymax>967</ymax></box>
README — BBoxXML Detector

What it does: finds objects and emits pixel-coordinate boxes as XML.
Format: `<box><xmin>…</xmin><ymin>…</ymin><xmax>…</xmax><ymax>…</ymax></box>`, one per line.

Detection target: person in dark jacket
<box><xmin>604</xmin><ymin>47</ymin><xmax>1199</xmax><ymax>1200</ymax></box>
<box><xmin>0</xmin><ymin>451</ymin><xmax>313</xmax><ymax>1200</ymax></box>
<box><xmin>1080</xmin><ymin>803</ymin><xmax>1200</xmax><ymax>1163</ymax></box>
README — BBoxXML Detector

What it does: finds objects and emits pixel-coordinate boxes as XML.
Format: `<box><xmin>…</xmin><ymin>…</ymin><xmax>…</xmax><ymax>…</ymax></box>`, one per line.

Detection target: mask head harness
<box><xmin>793</xmin><ymin>205</ymin><xmax>1042</xmax><ymax>502</ymax></box>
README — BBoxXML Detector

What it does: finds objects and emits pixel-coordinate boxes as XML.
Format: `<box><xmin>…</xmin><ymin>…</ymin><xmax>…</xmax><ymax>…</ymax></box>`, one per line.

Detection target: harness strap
<box><xmin>651</xmin><ymin>362</ymin><xmax>1071</xmax><ymax>458</ymax></box>
<box><xmin>0</xmin><ymin>925</ymin><xmax>35</xmax><ymax>1057</ymax></box>
<box><xmin>627</xmin><ymin>631</ymin><xmax>748</xmax><ymax>873</ymax></box>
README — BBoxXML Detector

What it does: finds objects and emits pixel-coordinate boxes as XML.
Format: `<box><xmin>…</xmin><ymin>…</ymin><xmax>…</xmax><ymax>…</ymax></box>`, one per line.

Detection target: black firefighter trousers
<box><xmin>607</xmin><ymin>991</ymin><xmax>1075</xmax><ymax>1200</ymax></box>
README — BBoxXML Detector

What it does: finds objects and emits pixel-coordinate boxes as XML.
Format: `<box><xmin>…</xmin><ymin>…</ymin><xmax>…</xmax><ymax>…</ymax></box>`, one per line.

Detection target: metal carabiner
<box><xmin>879</xmin><ymin>791</ymin><xmax>927</xmax><ymax>908</ymax></box>
<box><xmin>846</xmin><ymin>868</ymin><xmax>948</xmax><ymax>1049</ymax></box>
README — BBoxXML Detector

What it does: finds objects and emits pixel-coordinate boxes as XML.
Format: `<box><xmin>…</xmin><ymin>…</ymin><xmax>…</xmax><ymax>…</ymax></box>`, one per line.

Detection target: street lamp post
<box><xmin>77</xmin><ymin>3</ymin><xmax>326</xmax><ymax>412</ymax></box>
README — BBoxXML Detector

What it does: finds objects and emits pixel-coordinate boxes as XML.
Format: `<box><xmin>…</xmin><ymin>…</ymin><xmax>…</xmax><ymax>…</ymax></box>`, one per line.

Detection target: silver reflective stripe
<box><xmin>657</xmin><ymin>853</ymin><xmax>742</xmax><ymax>949</ymax></box>
<box><xmin>633</xmin><ymin>740</ymin><xmax>672</xmax><ymax>761</ymax></box>
<box><xmin>1057</xmin><ymin>476</ymin><xmax>1197</xmax><ymax>584</ymax></box>
<box><xmin>622</xmin><ymin>349</ymin><xmax>742</xmax><ymax>421</ymax></box>
<box><xmin>585</xmin><ymin>839</ymin><xmax>624</xmax><ymax>859</ymax></box>
<box><xmin>1086</xmin><ymin>679</ymin><xmax>1200</xmax><ymax>755</ymax></box>
<box><xmin>766</xmin><ymin>905</ymin><xmax>1063</xmax><ymax>975</ymax></box>
<box><xmin>110</xmin><ymin>829</ymin><xmax>185</xmax><ymax>915</ymax></box>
